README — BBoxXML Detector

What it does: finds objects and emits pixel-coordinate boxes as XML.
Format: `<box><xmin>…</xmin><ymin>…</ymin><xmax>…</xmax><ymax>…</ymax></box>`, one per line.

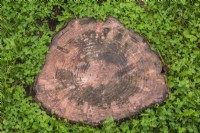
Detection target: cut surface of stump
<box><xmin>34</xmin><ymin>17</ymin><xmax>168</xmax><ymax>125</ymax></box>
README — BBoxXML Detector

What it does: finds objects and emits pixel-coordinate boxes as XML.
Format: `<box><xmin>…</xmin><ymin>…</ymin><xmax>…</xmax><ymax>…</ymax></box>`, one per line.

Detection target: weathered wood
<box><xmin>34</xmin><ymin>17</ymin><xmax>168</xmax><ymax>125</ymax></box>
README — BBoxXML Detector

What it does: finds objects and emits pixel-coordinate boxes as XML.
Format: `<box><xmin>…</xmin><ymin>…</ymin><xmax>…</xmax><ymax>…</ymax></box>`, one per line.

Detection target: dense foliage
<box><xmin>0</xmin><ymin>1</ymin><xmax>200</xmax><ymax>132</ymax></box>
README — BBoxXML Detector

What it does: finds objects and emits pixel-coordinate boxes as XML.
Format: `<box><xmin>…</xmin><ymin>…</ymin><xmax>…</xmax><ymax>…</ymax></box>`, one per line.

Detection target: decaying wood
<box><xmin>34</xmin><ymin>17</ymin><xmax>168</xmax><ymax>125</ymax></box>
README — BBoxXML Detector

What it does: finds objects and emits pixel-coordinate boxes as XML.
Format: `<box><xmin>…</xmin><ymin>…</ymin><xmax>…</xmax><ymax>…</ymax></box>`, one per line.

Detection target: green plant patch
<box><xmin>0</xmin><ymin>1</ymin><xmax>200</xmax><ymax>133</ymax></box>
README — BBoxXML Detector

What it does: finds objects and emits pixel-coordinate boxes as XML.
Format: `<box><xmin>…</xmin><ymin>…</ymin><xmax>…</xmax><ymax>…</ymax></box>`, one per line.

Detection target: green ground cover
<box><xmin>0</xmin><ymin>1</ymin><xmax>200</xmax><ymax>132</ymax></box>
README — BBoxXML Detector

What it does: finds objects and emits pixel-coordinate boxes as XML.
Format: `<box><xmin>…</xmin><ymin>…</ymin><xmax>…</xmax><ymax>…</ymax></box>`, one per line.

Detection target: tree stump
<box><xmin>34</xmin><ymin>17</ymin><xmax>168</xmax><ymax>125</ymax></box>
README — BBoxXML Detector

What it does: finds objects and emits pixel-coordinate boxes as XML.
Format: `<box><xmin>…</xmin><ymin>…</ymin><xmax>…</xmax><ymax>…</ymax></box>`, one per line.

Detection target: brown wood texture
<box><xmin>34</xmin><ymin>17</ymin><xmax>168</xmax><ymax>125</ymax></box>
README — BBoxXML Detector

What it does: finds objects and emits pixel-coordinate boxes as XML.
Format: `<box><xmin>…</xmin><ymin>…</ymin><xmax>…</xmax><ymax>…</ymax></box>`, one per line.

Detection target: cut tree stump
<box><xmin>34</xmin><ymin>17</ymin><xmax>168</xmax><ymax>125</ymax></box>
